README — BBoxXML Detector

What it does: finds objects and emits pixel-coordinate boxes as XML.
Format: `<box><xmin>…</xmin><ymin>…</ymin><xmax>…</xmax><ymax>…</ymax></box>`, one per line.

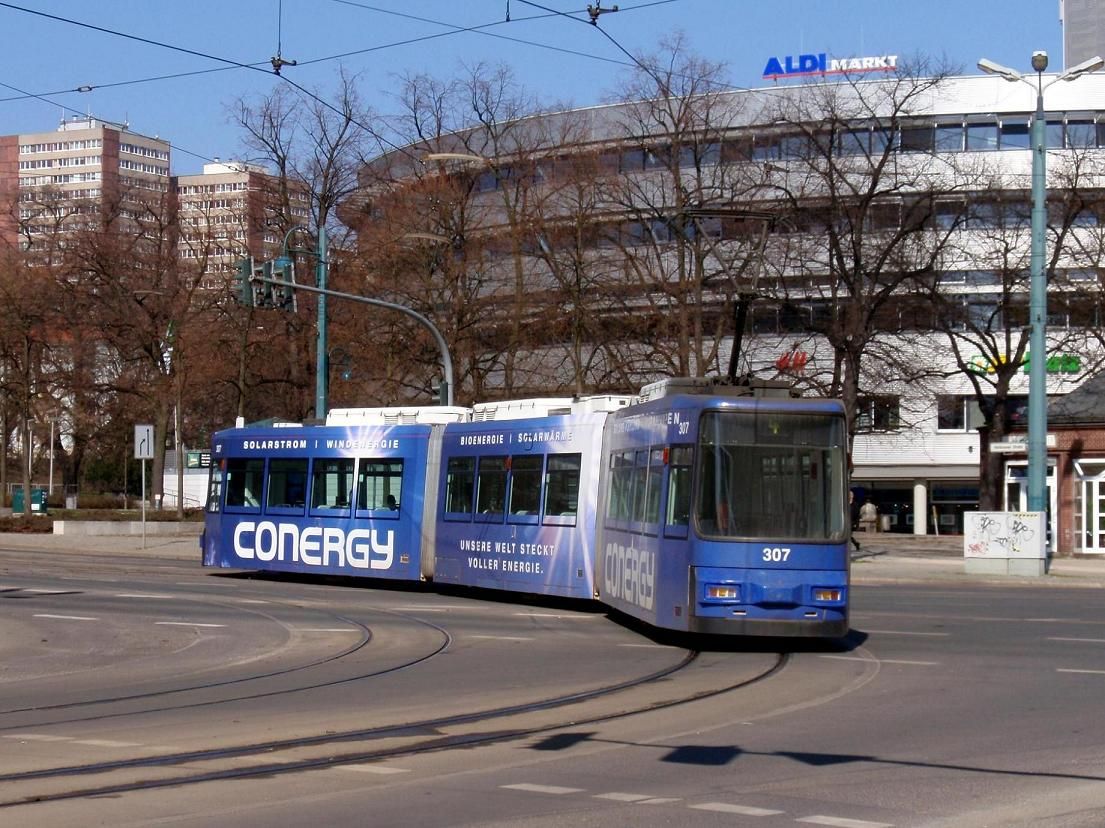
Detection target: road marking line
<box><xmin>637</xmin><ymin>797</ymin><xmax>683</xmax><ymax>805</ymax></box>
<box><xmin>691</xmin><ymin>802</ymin><xmax>784</xmax><ymax>816</ymax></box>
<box><xmin>75</xmin><ymin>739</ymin><xmax>142</xmax><ymax>748</ymax></box>
<box><xmin>513</xmin><ymin>613</ymin><xmax>595</xmax><ymax>619</ymax></box>
<box><xmin>1048</xmin><ymin>637</ymin><xmax>1105</xmax><ymax>643</ymax></box>
<box><xmin>24</xmin><ymin>589</ymin><xmax>74</xmax><ymax>594</ymax></box>
<box><xmin>235</xmin><ymin>599</ymin><xmax>271</xmax><ymax>604</ymax></box>
<box><xmin>155</xmin><ymin>621</ymin><xmax>226</xmax><ymax>628</ymax></box>
<box><xmin>865</xmin><ymin>630</ymin><xmax>949</xmax><ymax>637</ymax></box>
<box><xmin>116</xmin><ymin>594</ymin><xmax>173</xmax><ymax>599</ymax></box>
<box><xmin>819</xmin><ymin>655</ymin><xmax>936</xmax><ymax>666</ymax></box>
<box><xmin>339</xmin><ymin>764</ymin><xmax>411</xmax><ymax>775</ymax></box>
<box><xmin>1057</xmin><ymin>668</ymin><xmax>1105</xmax><ymax>675</ymax></box>
<box><xmin>33</xmin><ymin>614</ymin><xmax>97</xmax><ymax>621</ymax></box>
<box><xmin>471</xmin><ymin>635</ymin><xmax>534</xmax><ymax>641</ymax></box>
<box><xmin>797</xmin><ymin>817</ymin><xmax>893</xmax><ymax>828</ymax></box>
<box><xmin>4</xmin><ymin>734</ymin><xmax>72</xmax><ymax>742</ymax></box>
<box><xmin>501</xmin><ymin>783</ymin><xmax>585</xmax><ymax>795</ymax></box>
<box><xmin>295</xmin><ymin>628</ymin><xmax>362</xmax><ymax>633</ymax></box>
<box><xmin>594</xmin><ymin>792</ymin><xmax>655</xmax><ymax>802</ymax></box>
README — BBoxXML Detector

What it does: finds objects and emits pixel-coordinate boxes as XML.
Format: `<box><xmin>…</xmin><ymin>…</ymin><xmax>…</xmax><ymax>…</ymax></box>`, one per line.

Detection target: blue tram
<box><xmin>596</xmin><ymin>378</ymin><xmax>849</xmax><ymax>636</ymax></box>
<box><xmin>201</xmin><ymin>378</ymin><xmax>849</xmax><ymax>637</ymax></box>
<box><xmin>201</xmin><ymin>406</ymin><xmax>469</xmax><ymax>580</ymax></box>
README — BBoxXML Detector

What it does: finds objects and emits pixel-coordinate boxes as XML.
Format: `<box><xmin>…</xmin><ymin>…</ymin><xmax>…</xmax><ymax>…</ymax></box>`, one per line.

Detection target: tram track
<box><xmin>0</xmin><ymin>589</ymin><xmax>458</xmax><ymax>727</ymax></box>
<box><xmin>0</xmin><ymin>648</ymin><xmax>787</xmax><ymax>808</ymax></box>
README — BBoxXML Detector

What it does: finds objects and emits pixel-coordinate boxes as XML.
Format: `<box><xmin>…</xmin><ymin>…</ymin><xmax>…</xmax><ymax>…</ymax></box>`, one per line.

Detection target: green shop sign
<box><xmin>967</xmin><ymin>353</ymin><xmax>1081</xmax><ymax>375</ymax></box>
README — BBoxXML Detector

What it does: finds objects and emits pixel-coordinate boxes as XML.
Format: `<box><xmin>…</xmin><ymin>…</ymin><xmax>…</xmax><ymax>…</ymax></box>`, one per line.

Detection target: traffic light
<box><xmin>271</xmin><ymin>256</ymin><xmax>297</xmax><ymax>312</ymax></box>
<box><xmin>233</xmin><ymin>257</ymin><xmax>254</xmax><ymax>306</ymax></box>
<box><xmin>251</xmin><ymin>260</ymin><xmax>273</xmax><ymax>308</ymax></box>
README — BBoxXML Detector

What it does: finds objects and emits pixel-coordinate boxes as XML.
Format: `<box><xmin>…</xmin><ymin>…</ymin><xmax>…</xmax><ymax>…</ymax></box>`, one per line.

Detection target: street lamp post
<box><xmin>977</xmin><ymin>52</ymin><xmax>1104</xmax><ymax>524</ymax></box>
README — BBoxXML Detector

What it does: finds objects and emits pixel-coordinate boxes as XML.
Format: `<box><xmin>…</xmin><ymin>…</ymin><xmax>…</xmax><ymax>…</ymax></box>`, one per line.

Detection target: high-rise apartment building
<box><xmin>0</xmin><ymin>120</ymin><xmax>309</xmax><ymax>284</ymax></box>
<box><xmin>0</xmin><ymin>116</ymin><xmax>171</xmax><ymax>252</ymax></box>
<box><xmin>175</xmin><ymin>161</ymin><xmax>307</xmax><ymax>286</ymax></box>
<box><xmin>1061</xmin><ymin>0</ymin><xmax>1105</xmax><ymax>69</ymax></box>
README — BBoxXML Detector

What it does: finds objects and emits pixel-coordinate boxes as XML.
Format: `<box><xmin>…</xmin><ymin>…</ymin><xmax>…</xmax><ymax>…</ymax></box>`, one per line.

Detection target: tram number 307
<box><xmin>762</xmin><ymin>547</ymin><xmax>791</xmax><ymax>563</ymax></box>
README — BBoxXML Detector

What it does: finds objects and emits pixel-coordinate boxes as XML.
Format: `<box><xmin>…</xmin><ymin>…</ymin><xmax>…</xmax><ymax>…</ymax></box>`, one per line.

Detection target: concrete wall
<box><xmin>53</xmin><ymin>520</ymin><xmax>202</xmax><ymax>537</ymax></box>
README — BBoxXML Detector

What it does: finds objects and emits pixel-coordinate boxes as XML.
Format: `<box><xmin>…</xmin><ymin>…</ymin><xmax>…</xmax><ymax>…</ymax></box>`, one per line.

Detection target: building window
<box><xmin>855</xmin><ymin>396</ymin><xmax>900</xmax><ymax>432</ymax></box>
<box><xmin>937</xmin><ymin>395</ymin><xmax>967</xmax><ymax>430</ymax></box>
<box><xmin>937</xmin><ymin>394</ymin><xmax>1028</xmax><ymax>432</ymax></box>
<box><xmin>1065</xmin><ymin>120</ymin><xmax>1097</xmax><ymax>148</ymax></box>
<box><xmin>966</xmin><ymin>122</ymin><xmax>999</xmax><ymax>151</ymax></box>
<box><xmin>999</xmin><ymin>119</ymin><xmax>1031</xmax><ymax>149</ymax></box>
<box><xmin>935</xmin><ymin>122</ymin><xmax>964</xmax><ymax>152</ymax></box>
<box><xmin>898</xmin><ymin>126</ymin><xmax>934</xmax><ymax>152</ymax></box>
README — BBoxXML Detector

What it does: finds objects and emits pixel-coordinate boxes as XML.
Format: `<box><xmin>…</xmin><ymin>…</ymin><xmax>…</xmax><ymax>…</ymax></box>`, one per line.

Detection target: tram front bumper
<box><xmin>691</xmin><ymin>566</ymin><xmax>849</xmax><ymax>637</ymax></box>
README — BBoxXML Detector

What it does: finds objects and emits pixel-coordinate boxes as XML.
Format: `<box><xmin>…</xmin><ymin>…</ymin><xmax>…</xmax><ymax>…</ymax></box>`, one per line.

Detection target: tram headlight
<box><xmin>705</xmin><ymin>585</ymin><xmax>740</xmax><ymax>601</ymax></box>
<box><xmin>813</xmin><ymin>588</ymin><xmax>843</xmax><ymax>602</ymax></box>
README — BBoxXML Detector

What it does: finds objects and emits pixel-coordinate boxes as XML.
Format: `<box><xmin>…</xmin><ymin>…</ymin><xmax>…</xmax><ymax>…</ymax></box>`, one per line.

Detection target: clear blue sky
<box><xmin>0</xmin><ymin>0</ymin><xmax>1065</xmax><ymax>174</ymax></box>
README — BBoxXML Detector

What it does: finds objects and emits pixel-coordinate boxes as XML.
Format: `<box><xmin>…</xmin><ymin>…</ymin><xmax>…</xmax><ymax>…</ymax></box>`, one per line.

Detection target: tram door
<box><xmin>1003</xmin><ymin>460</ymin><xmax>1057</xmax><ymax>554</ymax></box>
<box><xmin>1074</xmin><ymin>461</ymin><xmax>1105</xmax><ymax>554</ymax></box>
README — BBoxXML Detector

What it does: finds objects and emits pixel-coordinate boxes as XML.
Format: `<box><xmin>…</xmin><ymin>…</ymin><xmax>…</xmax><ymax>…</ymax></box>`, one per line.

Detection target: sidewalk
<box><xmin>1</xmin><ymin>528</ymin><xmax>1104</xmax><ymax>587</ymax></box>
<box><xmin>850</xmin><ymin>531</ymin><xmax>1105</xmax><ymax>587</ymax></box>
<box><xmin>0</xmin><ymin>530</ymin><xmax>200</xmax><ymax>561</ymax></box>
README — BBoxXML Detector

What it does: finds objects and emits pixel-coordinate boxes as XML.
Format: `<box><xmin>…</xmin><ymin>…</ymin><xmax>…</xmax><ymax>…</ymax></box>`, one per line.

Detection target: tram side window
<box><xmin>666</xmin><ymin>445</ymin><xmax>693</xmax><ymax>527</ymax></box>
<box><xmin>508</xmin><ymin>455</ymin><xmax>543</xmax><ymax>515</ymax></box>
<box><xmin>357</xmin><ymin>458</ymin><xmax>404</xmax><ymax>512</ymax></box>
<box><xmin>224</xmin><ymin>458</ymin><xmax>264</xmax><ymax>509</ymax></box>
<box><xmin>477</xmin><ymin>456</ymin><xmax>508</xmax><ymax>515</ymax></box>
<box><xmin>205</xmin><ymin>463</ymin><xmax>223</xmax><ymax>513</ymax></box>
<box><xmin>267</xmin><ymin>458</ymin><xmax>308</xmax><ymax>510</ymax></box>
<box><xmin>544</xmin><ymin>453</ymin><xmax>581</xmax><ymax>523</ymax></box>
<box><xmin>606</xmin><ymin>450</ymin><xmax>637</xmax><ymax>523</ymax></box>
<box><xmin>445</xmin><ymin>456</ymin><xmax>476</xmax><ymax>517</ymax></box>
<box><xmin>642</xmin><ymin>448</ymin><xmax>664</xmax><ymax>526</ymax></box>
<box><xmin>630</xmin><ymin>450</ymin><xmax>650</xmax><ymax>523</ymax></box>
<box><xmin>311</xmin><ymin>458</ymin><xmax>354</xmax><ymax>511</ymax></box>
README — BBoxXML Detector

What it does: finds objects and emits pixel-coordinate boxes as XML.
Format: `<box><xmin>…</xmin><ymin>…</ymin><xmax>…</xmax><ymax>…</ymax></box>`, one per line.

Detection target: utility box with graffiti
<box><xmin>963</xmin><ymin>511</ymin><xmax>1048</xmax><ymax>576</ymax></box>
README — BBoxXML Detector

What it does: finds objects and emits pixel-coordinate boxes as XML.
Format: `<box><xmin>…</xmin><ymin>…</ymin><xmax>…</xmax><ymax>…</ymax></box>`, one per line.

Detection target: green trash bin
<box><xmin>12</xmin><ymin>488</ymin><xmax>47</xmax><ymax>516</ymax></box>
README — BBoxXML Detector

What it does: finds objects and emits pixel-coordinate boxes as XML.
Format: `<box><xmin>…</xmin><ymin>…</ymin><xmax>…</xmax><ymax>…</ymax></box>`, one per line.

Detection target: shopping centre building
<box><xmin>351</xmin><ymin>65</ymin><xmax>1105</xmax><ymax>553</ymax></box>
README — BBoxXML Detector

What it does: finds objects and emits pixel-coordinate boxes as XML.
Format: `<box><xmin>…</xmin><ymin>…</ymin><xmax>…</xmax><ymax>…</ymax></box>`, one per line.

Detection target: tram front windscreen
<box><xmin>696</xmin><ymin>410</ymin><xmax>847</xmax><ymax>541</ymax></box>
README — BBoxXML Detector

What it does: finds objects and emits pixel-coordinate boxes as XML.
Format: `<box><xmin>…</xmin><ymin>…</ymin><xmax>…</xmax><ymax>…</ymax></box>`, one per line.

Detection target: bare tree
<box><xmin>60</xmin><ymin>182</ymin><xmax>210</xmax><ymax>515</ymax></box>
<box><xmin>750</xmin><ymin>61</ymin><xmax>968</xmax><ymax>445</ymax></box>
<box><xmin>231</xmin><ymin>69</ymin><xmax>372</xmax><ymax>418</ymax></box>
<box><xmin>0</xmin><ymin>244</ymin><xmax>56</xmax><ymax>514</ymax></box>
<box><xmin>926</xmin><ymin>145</ymin><xmax>1105</xmax><ymax>507</ymax></box>
<box><xmin>601</xmin><ymin>35</ymin><xmax>768</xmax><ymax>383</ymax></box>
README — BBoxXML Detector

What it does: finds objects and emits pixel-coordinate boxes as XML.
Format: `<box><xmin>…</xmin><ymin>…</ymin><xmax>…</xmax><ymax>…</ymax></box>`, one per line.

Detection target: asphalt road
<box><xmin>1</xmin><ymin>541</ymin><xmax>1104</xmax><ymax>826</ymax></box>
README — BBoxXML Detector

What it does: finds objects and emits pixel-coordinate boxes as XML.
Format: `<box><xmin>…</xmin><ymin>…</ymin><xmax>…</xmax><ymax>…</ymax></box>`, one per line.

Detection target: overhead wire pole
<box><xmin>316</xmin><ymin>226</ymin><xmax>328</xmax><ymax>418</ymax></box>
<box><xmin>279</xmin><ymin>226</ymin><xmax>332</xmax><ymax>418</ymax></box>
<box><xmin>251</xmin><ymin>273</ymin><xmax>455</xmax><ymax>408</ymax></box>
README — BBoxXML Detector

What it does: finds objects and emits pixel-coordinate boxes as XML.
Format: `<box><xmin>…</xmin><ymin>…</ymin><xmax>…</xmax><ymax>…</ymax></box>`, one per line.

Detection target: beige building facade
<box><xmin>0</xmin><ymin>116</ymin><xmax>170</xmax><ymax>252</ymax></box>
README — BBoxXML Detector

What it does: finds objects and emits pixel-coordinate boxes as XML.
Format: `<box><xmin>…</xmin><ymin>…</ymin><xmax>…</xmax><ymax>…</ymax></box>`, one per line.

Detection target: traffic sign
<box><xmin>134</xmin><ymin>424</ymin><xmax>155</xmax><ymax>460</ymax></box>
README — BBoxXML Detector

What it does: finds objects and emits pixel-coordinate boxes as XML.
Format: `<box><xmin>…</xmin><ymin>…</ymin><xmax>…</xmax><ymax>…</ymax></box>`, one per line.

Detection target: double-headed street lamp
<box><xmin>977</xmin><ymin>51</ymin><xmax>1104</xmax><ymax>522</ymax></box>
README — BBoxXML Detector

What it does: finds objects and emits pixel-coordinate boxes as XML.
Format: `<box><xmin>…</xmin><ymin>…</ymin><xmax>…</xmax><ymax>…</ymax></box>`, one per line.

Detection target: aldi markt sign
<box><xmin>763</xmin><ymin>52</ymin><xmax>898</xmax><ymax>80</ymax></box>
